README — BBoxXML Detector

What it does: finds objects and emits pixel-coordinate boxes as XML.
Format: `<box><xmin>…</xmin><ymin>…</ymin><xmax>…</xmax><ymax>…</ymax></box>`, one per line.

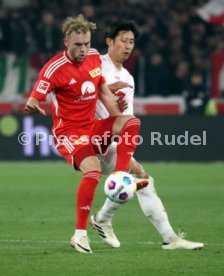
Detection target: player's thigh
<box><xmin>79</xmin><ymin>156</ymin><xmax>101</xmax><ymax>173</ymax></box>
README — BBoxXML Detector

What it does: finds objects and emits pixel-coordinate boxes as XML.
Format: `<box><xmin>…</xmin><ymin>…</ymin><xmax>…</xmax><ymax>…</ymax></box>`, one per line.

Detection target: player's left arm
<box><xmin>122</xmin><ymin>88</ymin><xmax>134</xmax><ymax>115</ymax></box>
<box><xmin>99</xmin><ymin>83</ymin><xmax>123</xmax><ymax>116</ymax></box>
<box><xmin>121</xmin><ymin>76</ymin><xmax>135</xmax><ymax>115</ymax></box>
<box><xmin>108</xmin><ymin>81</ymin><xmax>133</xmax><ymax>93</ymax></box>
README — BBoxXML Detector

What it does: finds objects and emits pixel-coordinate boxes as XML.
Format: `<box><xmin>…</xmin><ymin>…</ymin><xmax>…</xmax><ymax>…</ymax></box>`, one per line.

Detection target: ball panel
<box><xmin>108</xmin><ymin>180</ymin><xmax>116</xmax><ymax>190</ymax></box>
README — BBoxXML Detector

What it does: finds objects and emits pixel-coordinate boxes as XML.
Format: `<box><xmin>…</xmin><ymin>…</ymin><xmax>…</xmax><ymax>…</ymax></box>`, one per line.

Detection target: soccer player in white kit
<box><xmin>90</xmin><ymin>21</ymin><xmax>204</xmax><ymax>250</ymax></box>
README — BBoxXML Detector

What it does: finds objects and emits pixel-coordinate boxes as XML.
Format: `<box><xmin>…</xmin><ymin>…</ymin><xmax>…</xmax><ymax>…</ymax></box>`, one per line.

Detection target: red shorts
<box><xmin>53</xmin><ymin>117</ymin><xmax>117</xmax><ymax>170</ymax></box>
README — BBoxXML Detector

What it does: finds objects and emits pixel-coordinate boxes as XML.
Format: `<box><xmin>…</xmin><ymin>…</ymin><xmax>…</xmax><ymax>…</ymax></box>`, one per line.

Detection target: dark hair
<box><xmin>105</xmin><ymin>21</ymin><xmax>139</xmax><ymax>40</ymax></box>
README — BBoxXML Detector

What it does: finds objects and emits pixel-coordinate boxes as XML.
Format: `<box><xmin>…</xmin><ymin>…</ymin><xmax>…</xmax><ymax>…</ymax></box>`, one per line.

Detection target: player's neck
<box><xmin>108</xmin><ymin>53</ymin><xmax>122</xmax><ymax>70</ymax></box>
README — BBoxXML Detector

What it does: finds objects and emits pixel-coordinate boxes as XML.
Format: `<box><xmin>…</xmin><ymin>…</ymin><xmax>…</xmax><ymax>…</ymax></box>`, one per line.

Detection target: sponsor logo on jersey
<box><xmin>74</xmin><ymin>81</ymin><xmax>96</xmax><ymax>102</ymax></box>
<box><xmin>75</xmin><ymin>95</ymin><xmax>96</xmax><ymax>102</ymax></box>
<box><xmin>36</xmin><ymin>80</ymin><xmax>50</xmax><ymax>94</ymax></box>
<box><xmin>89</xmin><ymin>67</ymin><xmax>101</xmax><ymax>78</ymax></box>
<box><xmin>81</xmin><ymin>81</ymin><xmax>95</xmax><ymax>95</ymax></box>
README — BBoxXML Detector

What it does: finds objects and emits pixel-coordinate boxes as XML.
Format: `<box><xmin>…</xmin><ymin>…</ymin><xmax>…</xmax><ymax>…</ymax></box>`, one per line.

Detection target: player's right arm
<box><xmin>24</xmin><ymin>60</ymin><xmax>56</xmax><ymax>116</ymax></box>
<box><xmin>25</xmin><ymin>97</ymin><xmax>46</xmax><ymax>116</ymax></box>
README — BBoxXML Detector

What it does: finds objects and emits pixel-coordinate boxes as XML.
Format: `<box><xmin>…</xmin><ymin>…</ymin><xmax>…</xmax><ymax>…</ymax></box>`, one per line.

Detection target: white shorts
<box><xmin>98</xmin><ymin>142</ymin><xmax>135</xmax><ymax>175</ymax></box>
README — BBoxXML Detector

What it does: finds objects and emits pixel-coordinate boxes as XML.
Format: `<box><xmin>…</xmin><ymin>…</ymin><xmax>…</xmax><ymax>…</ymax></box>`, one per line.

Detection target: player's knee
<box><xmin>113</xmin><ymin>115</ymin><xmax>140</xmax><ymax>135</ymax></box>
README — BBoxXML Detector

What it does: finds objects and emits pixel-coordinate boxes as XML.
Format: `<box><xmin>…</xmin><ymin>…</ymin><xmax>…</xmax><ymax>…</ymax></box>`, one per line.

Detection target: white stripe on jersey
<box><xmin>45</xmin><ymin>58</ymin><xmax>67</xmax><ymax>79</ymax></box>
<box><xmin>87</xmin><ymin>53</ymin><xmax>100</xmax><ymax>56</ymax></box>
<box><xmin>63</xmin><ymin>141</ymin><xmax>72</xmax><ymax>153</ymax></box>
<box><xmin>63</xmin><ymin>136</ymin><xmax>74</xmax><ymax>153</ymax></box>
<box><xmin>51</xmin><ymin>92</ymin><xmax>59</xmax><ymax>116</ymax></box>
<box><xmin>52</xmin><ymin>119</ymin><xmax>62</xmax><ymax>148</ymax></box>
<box><xmin>124</xmin><ymin>118</ymin><xmax>140</xmax><ymax>129</ymax></box>
<box><xmin>87</xmin><ymin>48</ymin><xmax>99</xmax><ymax>56</ymax></box>
<box><xmin>44</xmin><ymin>56</ymin><xmax>65</xmax><ymax>78</ymax></box>
<box><xmin>63</xmin><ymin>51</ymin><xmax>72</xmax><ymax>63</ymax></box>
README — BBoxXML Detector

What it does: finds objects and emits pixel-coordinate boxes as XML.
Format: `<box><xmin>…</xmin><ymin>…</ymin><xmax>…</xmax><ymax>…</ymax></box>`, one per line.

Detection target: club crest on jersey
<box><xmin>81</xmin><ymin>81</ymin><xmax>95</xmax><ymax>95</ymax></box>
<box><xmin>89</xmin><ymin>67</ymin><xmax>101</xmax><ymax>78</ymax></box>
<box><xmin>74</xmin><ymin>135</ymin><xmax>89</xmax><ymax>145</ymax></box>
<box><xmin>36</xmin><ymin>80</ymin><xmax>50</xmax><ymax>94</ymax></box>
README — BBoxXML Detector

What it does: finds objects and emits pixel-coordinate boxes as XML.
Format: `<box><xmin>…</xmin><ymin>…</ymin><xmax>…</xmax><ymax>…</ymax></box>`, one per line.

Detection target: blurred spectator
<box><xmin>2</xmin><ymin>0</ymin><xmax>29</xmax><ymax>9</ymax></box>
<box><xmin>169</xmin><ymin>62</ymin><xmax>190</xmax><ymax>95</ymax></box>
<box><xmin>184</xmin><ymin>71</ymin><xmax>208</xmax><ymax>114</ymax></box>
<box><xmin>37</xmin><ymin>11</ymin><xmax>62</xmax><ymax>65</ymax></box>
<box><xmin>10</xmin><ymin>10</ymin><xmax>27</xmax><ymax>57</ymax></box>
<box><xmin>0</xmin><ymin>7</ymin><xmax>11</xmax><ymax>53</ymax></box>
<box><xmin>145</xmin><ymin>53</ymin><xmax>169</xmax><ymax>96</ymax></box>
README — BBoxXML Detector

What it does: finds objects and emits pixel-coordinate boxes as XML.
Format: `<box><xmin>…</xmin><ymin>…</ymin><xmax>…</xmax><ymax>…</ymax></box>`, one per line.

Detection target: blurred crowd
<box><xmin>1</xmin><ymin>0</ymin><xmax>224</xmax><ymax>114</ymax></box>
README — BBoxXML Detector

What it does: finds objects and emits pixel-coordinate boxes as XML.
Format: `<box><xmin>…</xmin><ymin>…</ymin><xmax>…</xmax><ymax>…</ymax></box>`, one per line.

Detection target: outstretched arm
<box><xmin>99</xmin><ymin>83</ymin><xmax>123</xmax><ymax>116</ymax></box>
<box><xmin>24</xmin><ymin>97</ymin><xmax>46</xmax><ymax>116</ymax></box>
<box><xmin>108</xmin><ymin>81</ymin><xmax>133</xmax><ymax>93</ymax></box>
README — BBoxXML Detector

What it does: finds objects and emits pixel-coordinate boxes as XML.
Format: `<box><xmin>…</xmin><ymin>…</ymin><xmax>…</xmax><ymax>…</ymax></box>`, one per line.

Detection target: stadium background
<box><xmin>0</xmin><ymin>1</ymin><xmax>224</xmax><ymax>275</ymax></box>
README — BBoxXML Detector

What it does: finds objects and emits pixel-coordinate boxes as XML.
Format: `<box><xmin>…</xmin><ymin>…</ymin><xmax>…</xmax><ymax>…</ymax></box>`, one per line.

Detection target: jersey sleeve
<box><xmin>99</xmin><ymin>75</ymin><xmax>106</xmax><ymax>85</ymax></box>
<box><xmin>122</xmin><ymin>75</ymin><xmax>135</xmax><ymax>115</ymax></box>
<box><xmin>30</xmin><ymin>65</ymin><xmax>56</xmax><ymax>101</ymax></box>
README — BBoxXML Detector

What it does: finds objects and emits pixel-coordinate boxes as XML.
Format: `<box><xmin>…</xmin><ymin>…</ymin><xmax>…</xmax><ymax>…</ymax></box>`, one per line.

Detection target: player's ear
<box><xmin>106</xmin><ymin>38</ymin><xmax>112</xmax><ymax>47</ymax></box>
<box><xmin>64</xmin><ymin>38</ymin><xmax>68</xmax><ymax>47</ymax></box>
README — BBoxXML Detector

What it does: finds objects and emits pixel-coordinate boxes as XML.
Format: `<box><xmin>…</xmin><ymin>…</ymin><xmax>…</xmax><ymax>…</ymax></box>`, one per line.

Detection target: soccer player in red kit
<box><xmin>25</xmin><ymin>14</ymin><xmax>141</xmax><ymax>253</ymax></box>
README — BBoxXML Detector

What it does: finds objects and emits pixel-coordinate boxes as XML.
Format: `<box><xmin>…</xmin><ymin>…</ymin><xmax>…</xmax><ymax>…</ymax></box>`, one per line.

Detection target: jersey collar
<box><xmin>64</xmin><ymin>50</ymin><xmax>79</xmax><ymax>65</ymax></box>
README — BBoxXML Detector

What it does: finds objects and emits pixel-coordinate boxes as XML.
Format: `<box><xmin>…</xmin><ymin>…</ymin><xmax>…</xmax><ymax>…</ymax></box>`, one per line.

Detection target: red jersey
<box><xmin>31</xmin><ymin>48</ymin><xmax>105</xmax><ymax>132</ymax></box>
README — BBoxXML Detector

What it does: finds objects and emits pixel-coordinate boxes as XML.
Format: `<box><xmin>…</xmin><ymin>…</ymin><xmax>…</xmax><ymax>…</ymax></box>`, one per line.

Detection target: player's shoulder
<box><xmin>86</xmin><ymin>48</ymin><xmax>102</xmax><ymax>66</ymax></box>
<box><xmin>41</xmin><ymin>51</ymin><xmax>71</xmax><ymax>79</ymax></box>
<box><xmin>87</xmin><ymin>48</ymin><xmax>100</xmax><ymax>57</ymax></box>
<box><xmin>100</xmin><ymin>54</ymin><xmax>114</xmax><ymax>73</ymax></box>
<box><xmin>121</xmin><ymin>66</ymin><xmax>134</xmax><ymax>81</ymax></box>
<box><xmin>100</xmin><ymin>54</ymin><xmax>111</xmax><ymax>65</ymax></box>
<box><xmin>100</xmin><ymin>54</ymin><xmax>107</xmax><ymax>62</ymax></box>
<box><xmin>44</xmin><ymin>51</ymin><xmax>66</xmax><ymax>67</ymax></box>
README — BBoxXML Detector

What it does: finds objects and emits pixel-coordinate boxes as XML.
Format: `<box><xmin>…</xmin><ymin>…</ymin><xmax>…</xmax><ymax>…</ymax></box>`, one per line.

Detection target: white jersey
<box><xmin>96</xmin><ymin>53</ymin><xmax>134</xmax><ymax>119</ymax></box>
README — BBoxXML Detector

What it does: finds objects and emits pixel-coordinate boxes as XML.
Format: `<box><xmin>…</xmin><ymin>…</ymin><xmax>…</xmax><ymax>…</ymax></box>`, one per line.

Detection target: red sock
<box><xmin>76</xmin><ymin>170</ymin><xmax>101</xmax><ymax>230</ymax></box>
<box><xmin>115</xmin><ymin>117</ymin><xmax>140</xmax><ymax>172</ymax></box>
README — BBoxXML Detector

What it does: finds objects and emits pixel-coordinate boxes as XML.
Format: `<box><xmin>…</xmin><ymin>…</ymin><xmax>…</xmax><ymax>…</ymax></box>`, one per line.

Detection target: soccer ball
<box><xmin>104</xmin><ymin>171</ymin><xmax>136</xmax><ymax>203</ymax></box>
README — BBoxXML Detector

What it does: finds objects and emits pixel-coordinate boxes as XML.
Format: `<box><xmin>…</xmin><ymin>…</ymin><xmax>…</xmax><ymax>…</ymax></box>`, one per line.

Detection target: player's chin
<box><xmin>78</xmin><ymin>55</ymin><xmax>86</xmax><ymax>62</ymax></box>
<box><xmin>123</xmin><ymin>53</ymin><xmax>131</xmax><ymax>60</ymax></box>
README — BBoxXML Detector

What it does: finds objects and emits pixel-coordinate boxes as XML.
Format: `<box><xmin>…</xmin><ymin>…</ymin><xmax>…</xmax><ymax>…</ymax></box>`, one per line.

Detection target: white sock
<box><xmin>136</xmin><ymin>177</ymin><xmax>178</xmax><ymax>243</ymax></box>
<box><xmin>96</xmin><ymin>198</ymin><xmax>121</xmax><ymax>223</ymax></box>
<box><xmin>75</xmin><ymin>229</ymin><xmax>87</xmax><ymax>237</ymax></box>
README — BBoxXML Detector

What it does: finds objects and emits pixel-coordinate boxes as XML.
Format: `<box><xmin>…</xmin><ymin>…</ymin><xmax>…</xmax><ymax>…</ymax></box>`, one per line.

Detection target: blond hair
<box><xmin>62</xmin><ymin>14</ymin><xmax>96</xmax><ymax>37</ymax></box>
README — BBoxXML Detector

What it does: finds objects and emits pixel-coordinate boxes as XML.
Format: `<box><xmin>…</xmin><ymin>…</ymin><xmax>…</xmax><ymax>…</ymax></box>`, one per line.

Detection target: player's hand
<box><xmin>24</xmin><ymin>104</ymin><xmax>46</xmax><ymax>116</ymax></box>
<box><xmin>109</xmin><ymin>81</ymin><xmax>133</xmax><ymax>93</ymax></box>
<box><xmin>118</xmin><ymin>99</ymin><xmax>128</xmax><ymax>112</ymax></box>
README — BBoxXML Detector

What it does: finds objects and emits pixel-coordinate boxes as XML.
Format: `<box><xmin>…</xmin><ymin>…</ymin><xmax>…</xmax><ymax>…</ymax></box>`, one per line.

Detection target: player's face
<box><xmin>64</xmin><ymin>31</ymin><xmax>91</xmax><ymax>62</ymax></box>
<box><xmin>109</xmin><ymin>31</ymin><xmax>135</xmax><ymax>63</ymax></box>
